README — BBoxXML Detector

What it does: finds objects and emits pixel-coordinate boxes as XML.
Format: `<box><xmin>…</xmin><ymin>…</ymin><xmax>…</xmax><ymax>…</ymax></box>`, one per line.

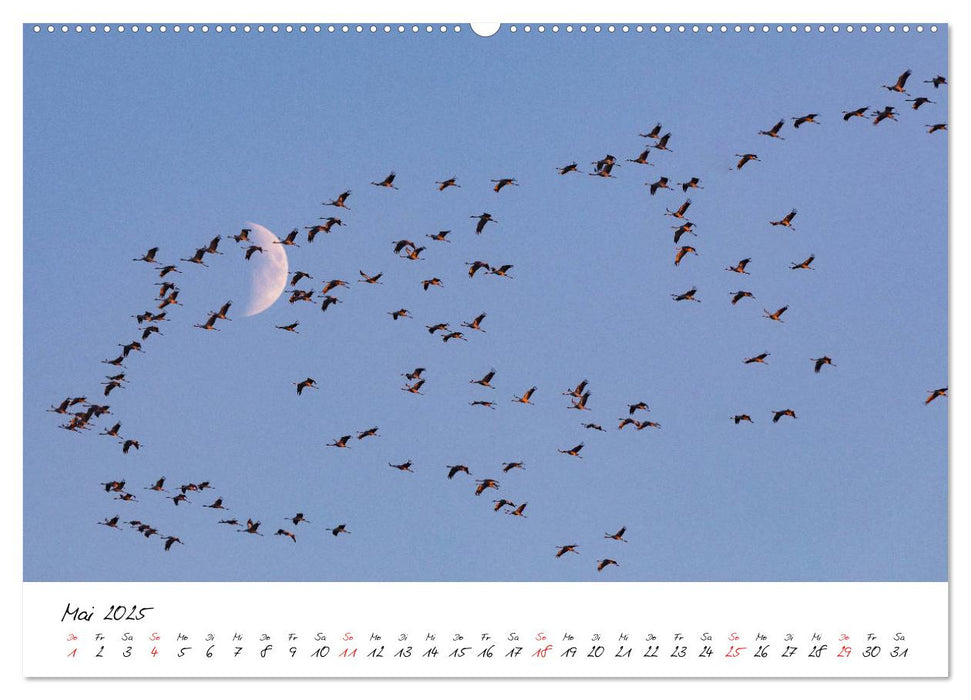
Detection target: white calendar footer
<box><xmin>23</xmin><ymin>582</ymin><xmax>947</xmax><ymax>677</ymax></box>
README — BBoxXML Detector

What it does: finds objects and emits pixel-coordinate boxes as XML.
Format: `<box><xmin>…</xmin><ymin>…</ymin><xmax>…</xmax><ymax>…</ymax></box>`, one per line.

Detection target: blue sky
<box><xmin>23</xmin><ymin>24</ymin><xmax>947</xmax><ymax>581</ymax></box>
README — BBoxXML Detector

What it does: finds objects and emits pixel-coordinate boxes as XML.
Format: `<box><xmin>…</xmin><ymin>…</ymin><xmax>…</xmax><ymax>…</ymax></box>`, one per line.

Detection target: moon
<box><xmin>242</xmin><ymin>222</ymin><xmax>289</xmax><ymax>317</ymax></box>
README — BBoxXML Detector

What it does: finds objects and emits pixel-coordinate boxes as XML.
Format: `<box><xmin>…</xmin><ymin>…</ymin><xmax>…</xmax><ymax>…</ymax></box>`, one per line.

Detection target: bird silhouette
<box><xmin>770</xmin><ymin>209</ymin><xmax>797</xmax><ymax>230</ymax></box>
<box><xmin>671</xmin><ymin>287</ymin><xmax>700</xmax><ymax>302</ymax></box>
<box><xmin>447</xmin><ymin>465</ymin><xmax>470</xmax><ymax>479</ymax></box>
<box><xmin>491</xmin><ymin>178</ymin><xmax>519</xmax><ymax>192</ymax></box>
<box><xmin>558</xmin><ymin>442</ymin><xmax>584</xmax><ymax>458</ymax></box>
<box><xmin>759</xmin><ymin>119</ymin><xmax>785</xmax><ymax>139</ymax></box>
<box><xmin>471</xmin><ymin>213</ymin><xmax>496</xmax><ymax>234</ymax></box>
<box><xmin>512</xmin><ymin>387</ymin><xmax>537</xmax><ymax>405</ymax></box>
<box><xmin>883</xmin><ymin>69</ymin><xmax>912</xmax><ymax>94</ymax></box>
<box><xmin>605</xmin><ymin>526</ymin><xmax>628</xmax><ymax>542</ymax></box>
<box><xmin>328</xmin><ymin>435</ymin><xmax>353</xmax><ymax>448</ymax></box>
<box><xmin>294</xmin><ymin>378</ymin><xmax>318</xmax><ymax>395</ymax></box>
<box><xmin>323</xmin><ymin>190</ymin><xmax>351</xmax><ymax>209</ymax></box>
<box><xmin>730</xmin><ymin>290</ymin><xmax>755</xmax><ymax>305</ymax></box>
<box><xmin>734</xmin><ymin>153</ymin><xmax>760</xmax><ymax>170</ymax></box>
<box><xmin>793</xmin><ymin>113</ymin><xmax>820</xmax><ymax>128</ymax></box>
<box><xmin>371</xmin><ymin>171</ymin><xmax>398</xmax><ymax>189</ymax></box>
<box><xmin>812</xmin><ymin>356</ymin><xmax>835</xmax><ymax>373</ymax></box>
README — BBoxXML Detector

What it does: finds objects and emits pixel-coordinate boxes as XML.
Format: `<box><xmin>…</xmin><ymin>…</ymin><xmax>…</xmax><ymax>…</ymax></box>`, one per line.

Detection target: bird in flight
<box><xmin>357</xmin><ymin>427</ymin><xmax>379</xmax><ymax>440</ymax></box>
<box><xmin>792</xmin><ymin>113</ymin><xmax>820</xmax><ymax>128</ymax></box>
<box><xmin>733</xmin><ymin>153</ymin><xmax>760</xmax><ymax>170</ymax></box>
<box><xmin>925</xmin><ymin>387</ymin><xmax>948</xmax><ymax>404</ymax></box>
<box><xmin>770</xmin><ymin>209</ymin><xmax>797</xmax><ymax>230</ymax></box>
<box><xmin>732</xmin><ymin>414</ymin><xmax>754</xmax><ymax>424</ymax></box>
<box><xmin>872</xmin><ymin>106</ymin><xmax>898</xmax><ymax>125</ymax></box>
<box><xmin>557</xmin><ymin>162</ymin><xmax>582</xmax><ymax>175</ymax></box>
<box><xmin>389</xmin><ymin>460</ymin><xmax>414</xmax><ymax>473</ymax></box>
<box><xmin>471</xmin><ymin>369</ymin><xmax>497</xmax><ymax>388</ymax></box>
<box><xmin>507</xmin><ymin>503</ymin><xmax>528</xmax><ymax>517</ymax></box>
<box><xmin>906</xmin><ymin>97</ymin><xmax>936</xmax><ymax>110</ymax></box>
<box><xmin>244</xmin><ymin>245</ymin><xmax>264</xmax><ymax>260</ymax></box>
<box><xmin>275</xmin><ymin>229</ymin><xmax>300</xmax><ymax>247</ymax></box>
<box><xmin>640</xmin><ymin>123</ymin><xmax>662</xmax><ymax>139</ymax></box>
<box><xmin>665</xmin><ymin>198</ymin><xmax>692</xmax><ymax>218</ymax></box>
<box><xmin>512</xmin><ymin>387</ymin><xmax>537</xmax><ymax>405</ymax></box>
<box><xmin>672</xmin><ymin>222</ymin><xmax>696</xmax><ymax>244</ymax></box>
<box><xmin>605</xmin><ymin>526</ymin><xmax>628</xmax><ymax>542</ymax></box>
<box><xmin>925</xmin><ymin>75</ymin><xmax>947</xmax><ymax>88</ymax></box>
<box><xmin>812</xmin><ymin>356</ymin><xmax>835</xmax><ymax>373</ymax></box>
<box><xmin>422</xmin><ymin>278</ymin><xmax>444</xmax><ymax>291</ymax></box>
<box><xmin>330</xmin><ymin>524</ymin><xmax>350</xmax><ymax>536</ymax></box>
<box><xmin>491</xmin><ymin>178</ymin><xmax>519</xmax><ymax>192</ymax></box>
<box><xmin>744</xmin><ymin>352</ymin><xmax>770</xmax><ymax>365</ymax></box>
<box><xmin>763</xmin><ymin>305</ymin><xmax>789</xmax><ymax>323</ymax></box>
<box><xmin>627</xmin><ymin>148</ymin><xmax>653</xmax><ymax>166</ymax></box>
<box><xmin>426</xmin><ymin>230</ymin><xmax>452</xmax><ymax>242</ymax></box>
<box><xmin>327</xmin><ymin>435</ymin><xmax>353</xmax><ymax>449</ymax></box>
<box><xmin>461</xmin><ymin>313</ymin><xmax>487</xmax><ymax>332</ymax></box>
<box><xmin>466</xmin><ymin>260</ymin><xmax>491</xmax><ymax>278</ymax></box>
<box><xmin>555</xmin><ymin>544</ymin><xmax>579</xmax><ymax>558</ymax></box>
<box><xmin>563</xmin><ymin>380</ymin><xmax>588</xmax><ymax>398</ymax></box>
<box><xmin>231</xmin><ymin>228</ymin><xmax>251</xmax><ymax>243</ymax></box>
<box><xmin>275</xmin><ymin>529</ymin><xmax>297</xmax><ymax>542</ymax></box>
<box><xmin>402</xmin><ymin>379</ymin><xmax>425</xmax><ymax>395</ymax></box>
<box><xmin>371</xmin><ymin>171</ymin><xmax>398</xmax><ymax>189</ymax></box>
<box><xmin>842</xmin><ymin>106</ymin><xmax>869</xmax><ymax>121</ymax></box>
<box><xmin>558</xmin><ymin>442</ymin><xmax>584</xmax><ymax>458</ymax></box>
<box><xmin>471</xmin><ymin>213</ymin><xmax>497</xmax><ymax>234</ymax></box>
<box><xmin>597</xmin><ymin>559</ymin><xmax>619</xmax><ymax>572</ymax></box>
<box><xmin>435</xmin><ymin>177</ymin><xmax>460</xmax><ymax>191</ymax></box>
<box><xmin>293</xmin><ymin>378</ymin><xmax>318</xmax><ymax>395</ymax></box>
<box><xmin>447</xmin><ymin>465</ymin><xmax>470</xmax><ymax>479</ymax></box>
<box><xmin>470</xmin><ymin>400</ymin><xmax>496</xmax><ymax>409</ymax></box>
<box><xmin>358</xmin><ymin>270</ymin><xmax>384</xmax><ymax>285</ymax></box>
<box><xmin>730</xmin><ymin>290</ymin><xmax>755</xmax><ymax>305</ymax></box>
<box><xmin>323</xmin><ymin>190</ymin><xmax>352</xmax><ymax>209</ymax></box>
<box><xmin>759</xmin><ymin>119</ymin><xmax>785</xmax><ymax>139</ymax></box>
<box><xmin>791</xmin><ymin>255</ymin><xmax>815</xmax><ymax>270</ymax></box>
<box><xmin>276</xmin><ymin>322</ymin><xmax>300</xmax><ymax>333</ymax></box>
<box><xmin>772</xmin><ymin>409</ymin><xmax>797</xmax><ymax>423</ymax></box>
<box><xmin>649</xmin><ymin>176</ymin><xmax>672</xmax><ymax>195</ymax></box>
<box><xmin>582</xmin><ymin>423</ymin><xmax>605</xmax><ymax>432</ymax></box>
<box><xmin>678</xmin><ymin>177</ymin><xmax>703</xmax><ymax>192</ymax></box>
<box><xmin>674</xmin><ymin>246</ymin><xmax>697</xmax><ymax>266</ymax></box>
<box><xmin>883</xmin><ymin>69</ymin><xmax>912</xmax><ymax>94</ymax></box>
<box><xmin>133</xmin><ymin>247</ymin><xmax>159</xmax><ymax>263</ymax></box>
<box><xmin>926</xmin><ymin>123</ymin><xmax>947</xmax><ymax>134</ymax></box>
<box><xmin>474</xmin><ymin>479</ymin><xmax>499</xmax><ymax>496</ymax></box>
<box><xmin>671</xmin><ymin>287</ymin><xmax>700</xmax><ymax>302</ymax></box>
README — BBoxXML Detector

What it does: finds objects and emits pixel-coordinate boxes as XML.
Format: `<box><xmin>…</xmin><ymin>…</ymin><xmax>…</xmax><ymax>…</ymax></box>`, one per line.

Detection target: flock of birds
<box><xmin>48</xmin><ymin>67</ymin><xmax>948</xmax><ymax>572</ymax></box>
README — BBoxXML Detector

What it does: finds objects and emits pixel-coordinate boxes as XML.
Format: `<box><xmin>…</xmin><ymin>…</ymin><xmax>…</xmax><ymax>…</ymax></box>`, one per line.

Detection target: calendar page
<box><xmin>20</xmin><ymin>15</ymin><xmax>948</xmax><ymax>680</ymax></box>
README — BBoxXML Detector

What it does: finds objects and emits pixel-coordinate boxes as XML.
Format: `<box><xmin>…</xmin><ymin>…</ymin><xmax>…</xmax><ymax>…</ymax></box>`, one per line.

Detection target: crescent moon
<box><xmin>242</xmin><ymin>223</ymin><xmax>289</xmax><ymax>317</ymax></box>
